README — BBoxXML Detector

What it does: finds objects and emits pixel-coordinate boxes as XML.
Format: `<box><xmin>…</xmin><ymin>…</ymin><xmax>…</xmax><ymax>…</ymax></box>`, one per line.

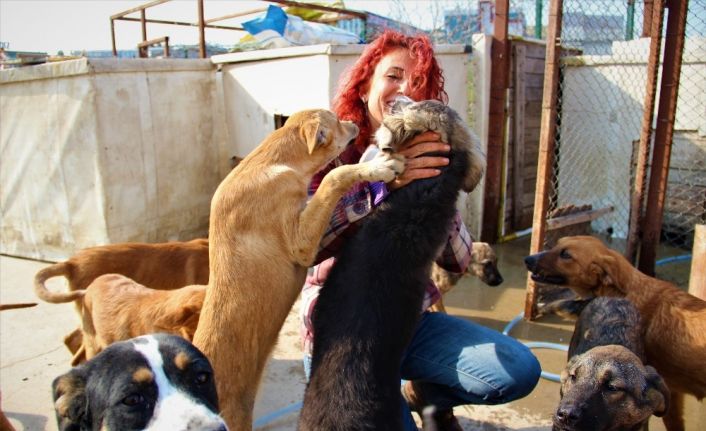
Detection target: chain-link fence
<box><xmin>657</xmin><ymin>0</ymin><xmax>705</xmax><ymax>285</ymax></box>
<box><xmin>546</xmin><ymin>0</ymin><xmax>649</xmax><ymax>253</ymax></box>
<box><xmin>521</xmin><ymin>0</ymin><xmax>704</xmax><ymax>287</ymax></box>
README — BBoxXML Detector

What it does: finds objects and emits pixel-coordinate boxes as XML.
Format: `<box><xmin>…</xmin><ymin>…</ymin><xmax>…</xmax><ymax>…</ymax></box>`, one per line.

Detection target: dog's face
<box><xmin>53</xmin><ymin>334</ymin><xmax>226</xmax><ymax>431</ymax></box>
<box><xmin>286</xmin><ymin>109</ymin><xmax>358</xmax><ymax>172</ymax></box>
<box><xmin>375</xmin><ymin>98</ymin><xmax>485</xmax><ymax>193</ymax></box>
<box><xmin>468</xmin><ymin>242</ymin><xmax>503</xmax><ymax>286</ymax></box>
<box><xmin>554</xmin><ymin>345</ymin><xmax>669</xmax><ymax>431</ymax></box>
<box><xmin>375</xmin><ymin>98</ymin><xmax>452</xmax><ymax>153</ymax></box>
<box><xmin>524</xmin><ymin>236</ymin><xmax>615</xmax><ymax>298</ymax></box>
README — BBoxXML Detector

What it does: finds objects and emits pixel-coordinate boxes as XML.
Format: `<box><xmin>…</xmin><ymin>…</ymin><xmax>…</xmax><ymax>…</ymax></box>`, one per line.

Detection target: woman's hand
<box><xmin>388</xmin><ymin>131</ymin><xmax>450</xmax><ymax>190</ymax></box>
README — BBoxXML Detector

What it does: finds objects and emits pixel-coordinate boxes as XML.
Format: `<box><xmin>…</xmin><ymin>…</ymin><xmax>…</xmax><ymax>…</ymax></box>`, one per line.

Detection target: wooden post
<box><xmin>198</xmin><ymin>0</ymin><xmax>206</xmax><ymax>59</ymax></box>
<box><xmin>643</xmin><ymin>0</ymin><xmax>654</xmax><ymax>37</ymax></box>
<box><xmin>524</xmin><ymin>0</ymin><xmax>563</xmax><ymax>321</ymax></box>
<box><xmin>638</xmin><ymin>0</ymin><xmax>689</xmax><ymax>276</ymax></box>
<box><xmin>689</xmin><ymin>225</ymin><xmax>706</xmax><ymax>299</ymax></box>
<box><xmin>141</xmin><ymin>9</ymin><xmax>147</xmax><ymax>43</ymax></box>
<box><xmin>480</xmin><ymin>0</ymin><xmax>510</xmax><ymax>243</ymax></box>
<box><xmin>626</xmin><ymin>0</ymin><xmax>664</xmax><ymax>263</ymax></box>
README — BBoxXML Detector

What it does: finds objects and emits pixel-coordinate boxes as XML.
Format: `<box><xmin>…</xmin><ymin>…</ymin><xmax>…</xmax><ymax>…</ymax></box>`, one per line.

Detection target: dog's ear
<box><xmin>587</xmin><ymin>253</ymin><xmax>617</xmax><ymax>288</ymax></box>
<box><xmin>644</xmin><ymin>365</ymin><xmax>670</xmax><ymax>416</ymax></box>
<box><xmin>301</xmin><ymin>119</ymin><xmax>332</xmax><ymax>155</ymax></box>
<box><xmin>52</xmin><ymin>369</ymin><xmax>88</xmax><ymax>431</ymax></box>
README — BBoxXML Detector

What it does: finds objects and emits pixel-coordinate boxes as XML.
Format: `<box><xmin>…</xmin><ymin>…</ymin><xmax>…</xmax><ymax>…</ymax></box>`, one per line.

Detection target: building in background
<box><xmin>442</xmin><ymin>0</ymin><xmax>527</xmax><ymax>44</ymax></box>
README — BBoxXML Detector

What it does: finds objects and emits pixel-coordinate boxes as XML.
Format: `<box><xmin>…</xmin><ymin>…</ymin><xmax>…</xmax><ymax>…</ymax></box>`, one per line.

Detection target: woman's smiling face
<box><xmin>362</xmin><ymin>48</ymin><xmax>417</xmax><ymax>131</ymax></box>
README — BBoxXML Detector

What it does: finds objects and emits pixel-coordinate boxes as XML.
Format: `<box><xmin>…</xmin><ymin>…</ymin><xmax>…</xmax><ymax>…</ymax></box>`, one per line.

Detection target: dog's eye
<box><xmin>605</xmin><ymin>383</ymin><xmax>623</xmax><ymax>393</ymax></box>
<box><xmin>195</xmin><ymin>371</ymin><xmax>211</xmax><ymax>385</ymax></box>
<box><xmin>559</xmin><ymin>249</ymin><xmax>572</xmax><ymax>259</ymax></box>
<box><xmin>122</xmin><ymin>393</ymin><xmax>145</xmax><ymax>407</ymax></box>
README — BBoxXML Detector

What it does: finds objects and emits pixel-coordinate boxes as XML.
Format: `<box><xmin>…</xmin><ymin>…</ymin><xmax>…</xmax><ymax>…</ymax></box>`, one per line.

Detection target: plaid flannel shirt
<box><xmin>299</xmin><ymin>145</ymin><xmax>473</xmax><ymax>355</ymax></box>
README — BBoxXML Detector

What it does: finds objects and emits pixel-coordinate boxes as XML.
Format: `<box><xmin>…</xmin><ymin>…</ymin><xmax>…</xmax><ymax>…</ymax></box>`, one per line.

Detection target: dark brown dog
<box><xmin>429</xmin><ymin>242</ymin><xmax>503</xmax><ymax>313</ymax></box>
<box><xmin>554</xmin><ymin>297</ymin><xmax>669</xmax><ymax>430</ymax></box>
<box><xmin>525</xmin><ymin>235</ymin><xmax>706</xmax><ymax>431</ymax></box>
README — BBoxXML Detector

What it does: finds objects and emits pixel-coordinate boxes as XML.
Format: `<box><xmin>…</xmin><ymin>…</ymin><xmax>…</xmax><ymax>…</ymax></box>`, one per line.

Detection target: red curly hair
<box><xmin>333</xmin><ymin>30</ymin><xmax>448</xmax><ymax>152</ymax></box>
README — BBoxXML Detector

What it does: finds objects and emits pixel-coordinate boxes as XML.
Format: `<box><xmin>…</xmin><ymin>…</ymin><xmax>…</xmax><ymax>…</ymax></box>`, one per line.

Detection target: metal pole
<box><xmin>643</xmin><ymin>0</ymin><xmax>654</xmax><ymax>37</ymax></box>
<box><xmin>141</xmin><ymin>9</ymin><xmax>147</xmax><ymax>42</ymax></box>
<box><xmin>111</xmin><ymin>19</ymin><xmax>117</xmax><ymax>56</ymax></box>
<box><xmin>626</xmin><ymin>0</ymin><xmax>635</xmax><ymax>40</ymax></box>
<box><xmin>626</xmin><ymin>0</ymin><xmax>664</xmax><ymax>263</ymax></box>
<box><xmin>535</xmin><ymin>0</ymin><xmax>543</xmax><ymax>39</ymax></box>
<box><xmin>638</xmin><ymin>0</ymin><xmax>690</xmax><ymax>275</ymax></box>
<box><xmin>524</xmin><ymin>0</ymin><xmax>564</xmax><ymax>321</ymax></box>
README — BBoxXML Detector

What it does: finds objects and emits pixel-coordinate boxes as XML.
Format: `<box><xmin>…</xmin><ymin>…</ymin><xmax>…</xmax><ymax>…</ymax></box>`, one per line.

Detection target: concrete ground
<box><xmin>1</xmin><ymin>238</ymin><xmax>704</xmax><ymax>430</ymax></box>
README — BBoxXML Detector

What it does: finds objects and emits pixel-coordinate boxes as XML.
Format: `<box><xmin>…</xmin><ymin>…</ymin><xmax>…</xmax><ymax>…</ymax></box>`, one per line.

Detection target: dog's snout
<box><xmin>488</xmin><ymin>274</ymin><xmax>503</xmax><ymax>286</ymax></box>
<box><xmin>524</xmin><ymin>254</ymin><xmax>539</xmax><ymax>272</ymax></box>
<box><xmin>554</xmin><ymin>404</ymin><xmax>580</xmax><ymax>424</ymax></box>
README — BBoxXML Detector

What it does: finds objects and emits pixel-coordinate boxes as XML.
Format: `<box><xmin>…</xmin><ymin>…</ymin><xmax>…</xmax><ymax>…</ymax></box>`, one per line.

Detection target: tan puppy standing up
<box><xmin>193</xmin><ymin>109</ymin><xmax>404</xmax><ymax>430</ymax></box>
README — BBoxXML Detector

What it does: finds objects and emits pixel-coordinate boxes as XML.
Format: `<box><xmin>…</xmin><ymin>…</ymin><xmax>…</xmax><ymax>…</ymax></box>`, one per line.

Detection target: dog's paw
<box><xmin>363</xmin><ymin>152</ymin><xmax>405</xmax><ymax>183</ymax></box>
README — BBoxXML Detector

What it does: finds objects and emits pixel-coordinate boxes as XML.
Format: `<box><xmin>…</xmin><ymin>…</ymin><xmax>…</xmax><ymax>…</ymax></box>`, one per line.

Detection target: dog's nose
<box><xmin>554</xmin><ymin>405</ymin><xmax>580</xmax><ymax>424</ymax></box>
<box><xmin>524</xmin><ymin>255</ymin><xmax>538</xmax><ymax>271</ymax></box>
<box><xmin>488</xmin><ymin>274</ymin><xmax>503</xmax><ymax>286</ymax></box>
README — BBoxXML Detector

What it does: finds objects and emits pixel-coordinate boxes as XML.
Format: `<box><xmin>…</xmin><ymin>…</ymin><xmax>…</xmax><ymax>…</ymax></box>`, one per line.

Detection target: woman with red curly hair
<box><xmin>300</xmin><ymin>30</ymin><xmax>540</xmax><ymax>430</ymax></box>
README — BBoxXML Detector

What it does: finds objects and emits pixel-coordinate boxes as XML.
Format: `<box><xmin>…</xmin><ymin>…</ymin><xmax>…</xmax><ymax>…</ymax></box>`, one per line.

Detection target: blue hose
<box><xmin>503</xmin><ymin>311</ymin><xmax>568</xmax><ymax>383</ymax></box>
<box><xmin>655</xmin><ymin>254</ymin><xmax>691</xmax><ymax>266</ymax></box>
<box><xmin>253</xmin><ymin>401</ymin><xmax>303</xmax><ymax>429</ymax></box>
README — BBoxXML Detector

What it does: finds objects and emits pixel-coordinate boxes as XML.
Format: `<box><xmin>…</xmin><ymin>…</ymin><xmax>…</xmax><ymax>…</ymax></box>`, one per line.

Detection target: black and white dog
<box><xmin>298</xmin><ymin>98</ymin><xmax>485</xmax><ymax>430</ymax></box>
<box><xmin>52</xmin><ymin>333</ymin><xmax>227</xmax><ymax>431</ymax></box>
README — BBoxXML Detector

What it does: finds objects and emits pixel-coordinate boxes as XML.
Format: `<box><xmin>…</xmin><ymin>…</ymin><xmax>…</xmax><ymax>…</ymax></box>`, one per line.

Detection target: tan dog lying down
<box><xmin>525</xmin><ymin>235</ymin><xmax>706</xmax><ymax>431</ymax></box>
<box><xmin>193</xmin><ymin>109</ymin><xmax>404</xmax><ymax>430</ymax></box>
<box><xmin>33</xmin><ymin>239</ymin><xmax>209</xmax><ymax>359</ymax></box>
<box><xmin>429</xmin><ymin>242</ymin><xmax>503</xmax><ymax>313</ymax></box>
<box><xmin>37</xmin><ymin>273</ymin><xmax>206</xmax><ymax>366</ymax></box>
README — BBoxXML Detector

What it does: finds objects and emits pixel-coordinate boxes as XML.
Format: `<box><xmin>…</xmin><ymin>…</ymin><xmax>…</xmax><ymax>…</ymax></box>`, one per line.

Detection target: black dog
<box><xmin>52</xmin><ymin>333</ymin><xmax>226</xmax><ymax>431</ymax></box>
<box><xmin>298</xmin><ymin>99</ymin><xmax>484</xmax><ymax>431</ymax></box>
<box><xmin>554</xmin><ymin>297</ymin><xmax>670</xmax><ymax>431</ymax></box>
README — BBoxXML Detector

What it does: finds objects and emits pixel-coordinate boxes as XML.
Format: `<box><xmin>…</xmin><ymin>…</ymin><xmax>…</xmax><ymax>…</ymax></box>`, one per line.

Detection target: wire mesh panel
<box><xmin>656</xmin><ymin>0</ymin><xmax>706</xmax><ymax>285</ymax></box>
<box><xmin>548</xmin><ymin>0</ymin><xmax>649</xmax><ymax>254</ymax></box>
<box><xmin>523</xmin><ymin>0</ymin><xmax>704</xmax><ymax>287</ymax></box>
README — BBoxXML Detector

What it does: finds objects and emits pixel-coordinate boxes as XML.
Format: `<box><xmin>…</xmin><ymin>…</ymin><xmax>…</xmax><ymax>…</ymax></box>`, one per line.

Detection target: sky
<box><xmin>0</xmin><ymin>0</ymin><xmax>449</xmax><ymax>54</ymax></box>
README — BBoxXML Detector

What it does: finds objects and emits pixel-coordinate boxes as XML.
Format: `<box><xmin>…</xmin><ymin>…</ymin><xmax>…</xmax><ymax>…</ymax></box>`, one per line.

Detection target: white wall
<box><xmin>559</xmin><ymin>37</ymin><xmax>705</xmax><ymax>238</ymax></box>
<box><xmin>214</xmin><ymin>43</ymin><xmax>483</xmax><ymax>236</ymax></box>
<box><xmin>0</xmin><ymin>58</ymin><xmax>226</xmax><ymax>260</ymax></box>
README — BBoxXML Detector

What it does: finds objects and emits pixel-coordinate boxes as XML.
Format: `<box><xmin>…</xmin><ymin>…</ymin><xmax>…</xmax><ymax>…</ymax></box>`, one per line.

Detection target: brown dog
<box><xmin>525</xmin><ymin>235</ymin><xmax>706</xmax><ymax>431</ymax></box>
<box><xmin>37</xmin><ymin>273</ymin><xmax>206</xmax><ymax>365</ymax></box>
<box><xmin>193</xmin><ymin>109</ymin><xmax>404</xmax><ymax>430</ymax></box>
<box><xmin>34</xmin><ymin>238</ymin><xmax>209</xmax><ymax>306</ymax></box>
<box><xmin>429</xmin><ymin>242</ymin><xmax>503</xmax><ymax>313</ymax></box>
<box><xmin>554</xmin><ymin>297</ymin><xmax>669</xmax><ymax>430</ymax></box>
<box><xmin>33</xmin><ymin>238</ymin><xmax>209</xmax><ymax>359</ymax></box>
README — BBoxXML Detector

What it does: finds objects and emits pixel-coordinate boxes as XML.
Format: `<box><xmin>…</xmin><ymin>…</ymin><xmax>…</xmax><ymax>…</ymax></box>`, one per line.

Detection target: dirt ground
<box><xmin>1</xmin><ymin>237</ymin><xmax>703</xmax><ymax>430</ymax></box>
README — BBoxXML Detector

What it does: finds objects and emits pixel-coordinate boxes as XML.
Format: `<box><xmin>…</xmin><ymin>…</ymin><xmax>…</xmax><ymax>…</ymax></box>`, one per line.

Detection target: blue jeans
<box><xmin>303</xmin><ymin>311</ymin><xmax>541</xmax><ymax>430</ymax></box>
